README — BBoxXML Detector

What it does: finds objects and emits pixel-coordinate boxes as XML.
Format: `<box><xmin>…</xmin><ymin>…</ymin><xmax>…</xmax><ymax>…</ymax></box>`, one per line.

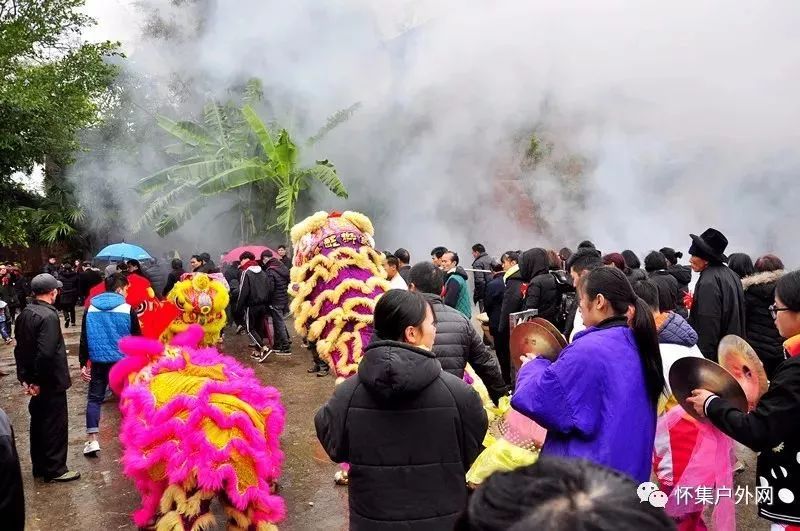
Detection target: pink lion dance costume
<box><xmin>289</xmin><ymin>211</ymin><xmax>390</xmax><ymax>379</ymax></box>
<box><xmin>109</xmin><ymin>325</ymin><xmax>286</xmax><ymax>530</ymax></box>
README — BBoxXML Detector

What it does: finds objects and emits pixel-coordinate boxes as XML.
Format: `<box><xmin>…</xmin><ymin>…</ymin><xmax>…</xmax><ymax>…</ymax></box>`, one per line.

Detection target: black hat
<box><xmin>689</xmin><ymin>228</ymin><xmax>729</xmax><ymax>263</ymax></box>
<box><xmin>659</xmin><ymin>247</ymin><xmax>683</xmax><ymax>264</ymax></box>
<box><xmin>31</xmin><ymin>273</ymin><xmax>63</xmax><ymax>294</ymax></box>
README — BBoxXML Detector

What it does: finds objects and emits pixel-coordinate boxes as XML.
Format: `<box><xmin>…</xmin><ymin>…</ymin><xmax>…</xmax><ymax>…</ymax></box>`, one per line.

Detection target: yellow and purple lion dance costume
<box><xmin>289</xmin><ymin>211</ymin><xmax>390</xmax><ymax>378</ymax></box>
<box><xmin>109</xmin><ymin>325</ymin><xmax>286</xmax><ymax>530</ymax></box>
<box><xmin>162</xmin><ymin>272</ymin><xmax>230</xmax><ymax>346</ymax></box>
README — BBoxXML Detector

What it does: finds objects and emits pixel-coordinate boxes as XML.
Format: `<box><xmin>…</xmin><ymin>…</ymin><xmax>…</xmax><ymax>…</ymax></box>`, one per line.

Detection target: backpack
<box><xmin>551</xmin><ymin>270</ymin><xmax>576</xmax><ymax>333</ymax></box>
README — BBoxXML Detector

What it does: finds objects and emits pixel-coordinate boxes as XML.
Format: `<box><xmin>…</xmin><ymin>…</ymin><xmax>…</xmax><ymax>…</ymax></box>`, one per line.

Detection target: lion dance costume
<box><xmin>110</xmin><ymin>271</ymin><xmax>286</xmax><ymax>530</ymax></box>
<box><xmin>288</xmin><ymin>211</ymin><xmax>390</xmax><ymax>379</ymax></box>
<box><xmin>161</xmin><ymin>272</ymin><xmax>230</xmax><ymax>346</ymax></box>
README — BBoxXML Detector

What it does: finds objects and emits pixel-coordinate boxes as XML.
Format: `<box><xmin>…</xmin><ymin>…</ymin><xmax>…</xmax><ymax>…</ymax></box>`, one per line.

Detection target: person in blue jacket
<box><xmin>512</xmin><ymin>266</ymin><xmax>664</xmax><ymax>483</ymax></box>
<box><xmin>79</xmin><ymin>273</ymin><xmax>141</xmax><ymax>456</ymax></box>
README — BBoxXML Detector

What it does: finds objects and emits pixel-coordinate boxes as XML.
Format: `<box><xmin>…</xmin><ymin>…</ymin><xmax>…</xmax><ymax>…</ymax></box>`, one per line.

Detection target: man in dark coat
<box><xmin>409</xmin><ymin>262</ymin><xmax>509</xmax><ymax>403</ymax></box>
<box><xmin>315</xmin><ymin>339</ymin><xmax>487</xmax><ymax>530</ymax></box>
<box><xmin>471</xmin><ymin>244</ymin><xmax>494</xmax><ymax>312</ymax></box>
<box><xmin>13</xmin><ymin>274</ymin><xmax>80</xmax><ymax>482</ymax></box>
<box><xmin>394</xmin><ymin>248</ymin><xmax>412</xmax><ymax>284</ymax></box>
<box><xmin>276</xmin><ymin>245</ymin><xmax>292</xmax><ymax>270</ymax></box>
<box><xmin>236</xmin><ymin>252</ymin><xmax>271</xmax><ymax>360</ymax></box>
<box><xmin>686</xmin><ymin>228</ymin><xmax>746</xmax><ymax>361</ymax></box>
<box><xmin>519</xmin><ymin>247</ymin><xmax>560</xmax><ymax>325</ymax></box>
<box><xmin>261</xmin><ymin>250</ymin><xmax>291</xmax><ymax>354</ymax></box>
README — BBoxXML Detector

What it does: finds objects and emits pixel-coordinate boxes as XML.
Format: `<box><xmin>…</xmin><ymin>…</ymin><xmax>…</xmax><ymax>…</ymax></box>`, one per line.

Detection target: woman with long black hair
<box><xmin>315</xmin><ymin>289</ymin><xmax>487</xmax><ymax>530</ymax></box>
<box><xmin>512</xmin><ymin>266</ymin><xmax>663</xmax><ymax>483</ymax></box>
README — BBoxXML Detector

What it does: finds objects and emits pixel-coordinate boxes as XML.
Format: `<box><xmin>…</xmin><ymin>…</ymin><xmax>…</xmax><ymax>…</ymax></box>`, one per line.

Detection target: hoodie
<box><xmin>314</xmin><ymin>340</ymin><xmax>487</xmax><ymax>530</ymax></box>
<box><xmin>236</xmin><ymin>264</ymin><xmax>269</xmax><ymax>313</ymax></box>
<box><xmin>520</xmin><ymin>248</ymin><xmax>560</xmax><ymax>325</ymax></box>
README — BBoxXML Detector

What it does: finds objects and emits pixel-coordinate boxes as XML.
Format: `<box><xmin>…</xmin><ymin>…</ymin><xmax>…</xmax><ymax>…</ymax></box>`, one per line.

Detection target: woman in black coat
<box><xmin>644</xmin><ymin>251</ymin><xmax>680</xmax><ymax>312</ymax></box>
<box><xmin>688</xmin><ymin>269</ymin><xmax>800</xmax><ymax>527</ymax></box>
<box><xmin>57</xmin><ymin>263</ymin><xmax>79</xmax><ymax>328</ymax></box>
<box><xmin>519</xmin><ymin>248</ymin><xmax>559</xmax><ymax>325</ymax></box>
<box><xmin>496</xmin><ymin>251</ymin><xmax>524</xmax><ymax>385</ymax></box>
<box><xmin>622</xmin><ymin>250</ymin><xmax>647</xmax><ymax>283</ymax></box>
<box><xmin>315</xmin><ymin>290</ymin><xmax>487</xmax><ymax>531</ymax></box>
<box><xmin>743</xmin><ymin>255</ymin><xmax>786</xmax><ymax>378</ymax></box>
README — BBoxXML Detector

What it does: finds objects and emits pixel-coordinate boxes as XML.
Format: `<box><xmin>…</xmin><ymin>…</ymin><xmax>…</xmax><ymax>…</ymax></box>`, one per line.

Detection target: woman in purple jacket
<box><xmin>512</xmin><ymin>266</ymin><xmax>664</xmax><ymax>483</ymax></box>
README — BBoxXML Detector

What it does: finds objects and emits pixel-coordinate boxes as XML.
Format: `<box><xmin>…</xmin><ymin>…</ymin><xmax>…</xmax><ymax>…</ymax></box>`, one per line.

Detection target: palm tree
<box><xmin>135</xmin><ymin>88</ymin><xmax>355</xmax><ymax>241</ymax></box>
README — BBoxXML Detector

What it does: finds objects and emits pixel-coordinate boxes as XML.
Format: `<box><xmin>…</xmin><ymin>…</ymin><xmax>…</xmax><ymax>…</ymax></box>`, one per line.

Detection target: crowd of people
<box><xmin>3</xmin><ymin>226</ymin><xmax>800</xmax><ymax>530</ymax></box>
<box><xmin>316</xmin><ymin>227</ymin><xmax>800</xmax><ymax>531</ymax></box>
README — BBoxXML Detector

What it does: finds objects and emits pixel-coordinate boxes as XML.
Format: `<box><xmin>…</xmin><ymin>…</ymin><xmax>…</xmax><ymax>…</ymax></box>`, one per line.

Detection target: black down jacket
<box><xmin>264</xmin><ymin>257</ymin><xmax>290</xmax><ymax>313</ymax></box>
<box><xmin>519</xmin><ymin>248</ymin><xmax>560</xmax><ymax>325</ymax></box>
<box><xmin>423</xmin><ymin>294</ymin><xmax>509</xmax><ymax>403</ymax></box>
<box><xmin>688</xmin><ymin>264</ymin><xmax>746</xmax><ymax>361</ymax></box>
<box><xmin>315</xmin><ymin>340</ymin><xmax>487</xmax><ymax>531</ymax></box>
<box><xmin>742</xmin><ymin>270</ymin><xmax>786</xmax><ymax>379</ymax></box>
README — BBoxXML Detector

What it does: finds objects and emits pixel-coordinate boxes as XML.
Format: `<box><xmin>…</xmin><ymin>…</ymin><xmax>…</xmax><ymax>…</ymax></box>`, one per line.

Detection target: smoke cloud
<box><xmin>74</xmin><ymin>0</ymin><xmax>800</xmax><ymax>266</ymax></box>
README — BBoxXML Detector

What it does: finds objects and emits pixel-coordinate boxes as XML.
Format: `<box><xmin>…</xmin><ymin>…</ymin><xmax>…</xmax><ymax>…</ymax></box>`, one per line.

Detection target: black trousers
<box><xmin>268</xmin><ymin>306</ymin><xmax>290</xmax><ymax>349</ymax></box>
<box><xmin>60</xmin><ymin>303</ymin><xmax>76</xmax><ymax>325</ymax></box>
<box><xmin>494</xmin><ymin>332</ymin><xmax>512</xmax><ymax>387</ymax></box>
<box><xmin>29</xmin><ymin>391</ymin><xmax>69</xmax><ymax>479</ymax></box>
<box><xmin>245</xmin><ymin>305</ymin><xmax>267</xmax><ymax>349</ymax></box>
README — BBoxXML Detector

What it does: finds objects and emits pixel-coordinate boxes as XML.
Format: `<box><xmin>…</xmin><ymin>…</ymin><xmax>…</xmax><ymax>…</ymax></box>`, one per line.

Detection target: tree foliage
<box><xmin>0</xmin><ymin>0</ymin><xmax>121</xmax><ymax>179</ymax></box>
<box><xmin>136</xmin><ymin>84</ymin><xmax>353</xmax><ymax>241</ymax></box>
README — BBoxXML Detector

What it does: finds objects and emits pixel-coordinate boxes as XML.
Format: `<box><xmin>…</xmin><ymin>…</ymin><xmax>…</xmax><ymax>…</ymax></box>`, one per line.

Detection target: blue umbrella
<box><xmin>95</xmin><ymin>242</ymin><xmax>153</xmax><ymax>261</ymax></box>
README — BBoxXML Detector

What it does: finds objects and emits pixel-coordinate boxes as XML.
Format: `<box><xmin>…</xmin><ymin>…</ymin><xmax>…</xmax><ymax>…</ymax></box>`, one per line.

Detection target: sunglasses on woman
<box><xmin>769</xmin><ymin>304</ymin><xmax>791</xmax><ymax>320</ymax></box>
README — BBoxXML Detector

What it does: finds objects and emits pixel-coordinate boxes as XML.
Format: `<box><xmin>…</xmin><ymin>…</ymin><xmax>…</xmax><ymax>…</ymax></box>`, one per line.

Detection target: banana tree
<box><xmin>136</xmin><ymin>97</ymin><xmax>354</xmax><ymax>239</ymax></box>
<box><xmin>192</xmin><ymin>105</ymin><xmax>348</xmax><ymax>234</ymax></box>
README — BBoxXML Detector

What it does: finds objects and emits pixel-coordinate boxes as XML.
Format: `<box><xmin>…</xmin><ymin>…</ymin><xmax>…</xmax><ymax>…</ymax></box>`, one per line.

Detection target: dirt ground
<box><xmin>0</xmin><ymin>307</ymin><xmax>766</xmax><ymax>530</ymax></box>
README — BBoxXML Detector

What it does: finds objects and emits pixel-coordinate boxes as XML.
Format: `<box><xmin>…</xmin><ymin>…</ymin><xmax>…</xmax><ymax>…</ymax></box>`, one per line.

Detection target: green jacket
<box><xmin>444</xmin><ymin>270</ymin><xmax>472</xmax><ymax>319</ymax></box>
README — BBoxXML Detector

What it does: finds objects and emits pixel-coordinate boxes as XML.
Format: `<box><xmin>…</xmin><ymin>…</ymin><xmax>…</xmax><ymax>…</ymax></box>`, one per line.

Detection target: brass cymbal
<box><xmin>510</xmin><ymin>321</ymin><xmax>563</xmax><ymax>370</ymax></box>
<box><xmin>718</xmin><ymin>335</ymin><xmax>768</xmax><ymax>410</ymax></box>
<box><xmin>531</xmin><ymin>317</ymin><xmax>567</xmax><ymax>348</ymax></box>
<box><xmin>669</xmin><ymin>356</ymin><xmax>748</xmax><ymax>420</ymax></box>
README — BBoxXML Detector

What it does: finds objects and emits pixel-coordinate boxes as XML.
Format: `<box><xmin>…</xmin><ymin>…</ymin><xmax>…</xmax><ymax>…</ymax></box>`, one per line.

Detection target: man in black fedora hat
<box><xmin>687</xmin><ymin>228</ymin><xmax>746</xmax><ymax>361</ymax></box>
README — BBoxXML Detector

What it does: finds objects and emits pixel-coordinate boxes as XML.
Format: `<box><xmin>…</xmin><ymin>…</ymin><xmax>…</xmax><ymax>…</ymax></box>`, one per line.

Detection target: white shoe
<box><xmin>257</xmin><ymin>347</ymin><xmax>273</xmax><ymax>363</ymax></box>
<box><xmin>83</xmin><ymin>440</ymin><xmax>100</xmax><ymax>456</ymax></box>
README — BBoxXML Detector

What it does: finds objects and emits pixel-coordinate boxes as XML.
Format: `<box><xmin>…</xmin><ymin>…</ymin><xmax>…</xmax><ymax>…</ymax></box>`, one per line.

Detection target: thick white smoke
<box><xmin>77</xmin><ymin>0</ymin><xmax>800</xmax><ymax>265</ymax></box>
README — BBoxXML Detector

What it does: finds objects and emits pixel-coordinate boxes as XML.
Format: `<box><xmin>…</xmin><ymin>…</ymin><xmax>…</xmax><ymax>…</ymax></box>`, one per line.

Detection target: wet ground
<box><xmin>0</xmin><ymin>307</ymin><xmax>347</xmax><ymax>530</ymax></box>
<box><xmin>0</xmin><ymin>307</ymin><xmax>766</xmax><ymax>530</ymax></box>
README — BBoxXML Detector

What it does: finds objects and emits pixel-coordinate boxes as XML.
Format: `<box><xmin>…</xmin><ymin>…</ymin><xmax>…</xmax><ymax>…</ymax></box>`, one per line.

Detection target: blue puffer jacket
<box><xmin>80</xmin><ymin>292</ymin><xmax>139</xmax><ymax>365</ymax></box>
<box><xmin>658</xmin><ymin>311</ymin><xmax>698</xmax><ymax>347</ymax></box>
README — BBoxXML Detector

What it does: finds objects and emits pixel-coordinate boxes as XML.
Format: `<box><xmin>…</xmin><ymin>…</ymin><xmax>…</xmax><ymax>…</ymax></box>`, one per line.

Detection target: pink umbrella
<box><xmin>222</xmin><ymin>245</ymin><xmax>275</xmax><ymax>264</ymax></box>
